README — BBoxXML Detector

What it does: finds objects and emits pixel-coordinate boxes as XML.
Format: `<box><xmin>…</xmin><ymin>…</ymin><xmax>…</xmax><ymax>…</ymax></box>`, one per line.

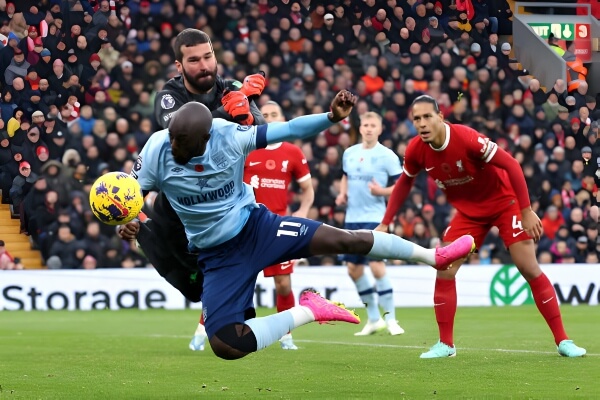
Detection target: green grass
<box><xmin>0</xmin><ymin>306</ymin><xmax>597</xmax><ymax>399</ymax></box>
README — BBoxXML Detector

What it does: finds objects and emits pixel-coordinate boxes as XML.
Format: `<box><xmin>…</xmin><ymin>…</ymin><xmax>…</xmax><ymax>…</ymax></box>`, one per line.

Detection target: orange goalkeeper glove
<box><xmin>239</xmin><ymin>73</ymin><xmax>266</xmax><ymax>98</ymax></box>
<box><xmin>221</xmin><ymin>90</ymin><xmax>254</xmax><ymax>125</ymax></box>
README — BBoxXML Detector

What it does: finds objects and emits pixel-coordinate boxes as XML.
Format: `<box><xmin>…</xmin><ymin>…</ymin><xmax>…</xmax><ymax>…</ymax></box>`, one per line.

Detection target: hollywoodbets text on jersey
<box><xmin>176</xmin><ymin>181</ymin><xmax>235</xmax><ymax>205</ymax></box>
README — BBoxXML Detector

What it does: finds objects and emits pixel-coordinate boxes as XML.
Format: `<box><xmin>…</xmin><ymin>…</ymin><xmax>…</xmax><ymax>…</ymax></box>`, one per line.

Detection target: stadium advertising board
<box><xmin>1</xmin><ymin>265</ymin><xmax>599</xmax><ymax>311</ymax></box>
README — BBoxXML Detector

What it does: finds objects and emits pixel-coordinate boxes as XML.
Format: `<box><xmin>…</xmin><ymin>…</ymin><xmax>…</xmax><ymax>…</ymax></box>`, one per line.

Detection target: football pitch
<box><xmin>0</xmin><ymin>306</ymin><xmax>597</xmax><ymax>399</ymax></box>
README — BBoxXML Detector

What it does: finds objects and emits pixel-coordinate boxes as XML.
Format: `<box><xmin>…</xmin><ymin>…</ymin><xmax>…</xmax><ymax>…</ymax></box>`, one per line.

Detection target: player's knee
<box><xmin>340</xmin><ymin>230</ymin><xmax>373</xmax><ymax>254</ymax></box>
<box><xmin>347</xmin><ymin>264</ymin><xmax>363</xmax><ymax>281</ymax></box>
<box><xmin>274</xmin><ymin>275</ymin><xmax>291</xmax><ymax>295</ymax></box>
<box><xmin>211</xmin><ymin>323</ymin><xmax>257</xmax><ymax>360</ymax></box>
<box><xmin>436</xmin><ymin>267</ymin><xmax>459</xmax><ymax>279</ymax></box>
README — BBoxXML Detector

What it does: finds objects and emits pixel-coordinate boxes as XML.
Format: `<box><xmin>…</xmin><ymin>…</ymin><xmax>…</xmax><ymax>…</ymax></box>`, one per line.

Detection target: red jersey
<box><xmin>244</xmin><ymin>142</ymin><xmax>311</xmax><ymax>216</ymax></box>
<box><xmin>404</xmin><ymin>123</ymin><xmax>517</xmax><ymax>219</ymax></box>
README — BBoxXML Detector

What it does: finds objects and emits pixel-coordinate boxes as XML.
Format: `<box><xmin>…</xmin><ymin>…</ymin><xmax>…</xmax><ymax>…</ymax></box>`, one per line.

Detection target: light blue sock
<box><xmin>368</xmin><ymin>231</ymin><xmax>435</xmax><ymax>265</ymax></box>
<box><xmin>245</xmin><ymin>312</ymin><xmax>295</xmax><ymax>351</ymax></box>
<box><xmin>376</xmin><ymin>275</ymin><xmax>396</xmax><ymax>321</ymax></box>
<box><xmin>244</xmin><ymin>306</ymin><xmax>313</xmax><ymax>351</ymax></box>
<box><xmin>355</xmin><ymin>274</ymin><xmax>380</xmax><ymax>322</ymax></box>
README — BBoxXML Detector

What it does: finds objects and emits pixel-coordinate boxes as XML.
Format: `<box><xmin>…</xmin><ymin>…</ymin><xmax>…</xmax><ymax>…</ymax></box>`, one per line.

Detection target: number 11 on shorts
<box><xmin>277</xmin><ymin>221</ymin><xmax>302</xmax><ymax>237</ymax></box>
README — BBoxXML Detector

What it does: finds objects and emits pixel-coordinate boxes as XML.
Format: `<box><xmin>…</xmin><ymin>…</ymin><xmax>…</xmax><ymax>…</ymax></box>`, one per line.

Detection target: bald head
<box><xmin>169</xmin><ymin>102</ymin><xmax>213</xmax><ymax>164</ymax></box>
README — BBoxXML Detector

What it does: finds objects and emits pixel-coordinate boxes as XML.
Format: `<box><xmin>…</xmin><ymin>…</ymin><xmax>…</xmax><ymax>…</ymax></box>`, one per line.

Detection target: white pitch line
<box><xmin>144</xmin><ymin>335</ymin><xmax>598</xmax><ymax>356</ymax></box>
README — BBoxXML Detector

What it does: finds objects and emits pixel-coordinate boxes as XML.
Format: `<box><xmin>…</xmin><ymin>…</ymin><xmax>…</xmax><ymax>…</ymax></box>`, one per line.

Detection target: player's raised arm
<box><xmin>376</xmin><ymin>173</ymin><xmax>416</xmax><ymax>232</ymax></box>
<box><xmin>261</xmin><ymin>90</ymin><xmax>357</xmax><ymax>146</ymax></box>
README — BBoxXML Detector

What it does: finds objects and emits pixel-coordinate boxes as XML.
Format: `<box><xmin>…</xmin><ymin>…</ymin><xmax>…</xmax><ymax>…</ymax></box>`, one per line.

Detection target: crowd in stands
<box><xmin>0</xmin><ymin>0</ymin><xmax>599</xmax><ymax>269</ymax></box>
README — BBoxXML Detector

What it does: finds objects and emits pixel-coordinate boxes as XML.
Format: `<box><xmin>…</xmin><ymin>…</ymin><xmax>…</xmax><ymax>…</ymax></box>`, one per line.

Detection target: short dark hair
<box><xmin>173</xmin><ymin>29</ymin><xmax>213</xmax><ymax>62</ymax></box>
<box><xmin>411</xmin><ymin>94</ymin><xmax>440</xmax><ymax>113</ymax></box>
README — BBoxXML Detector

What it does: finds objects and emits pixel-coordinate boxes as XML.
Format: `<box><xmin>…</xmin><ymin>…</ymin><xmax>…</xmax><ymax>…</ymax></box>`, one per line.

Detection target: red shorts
<box><xmin>442</xmin><ymin>200</ymin><xmax>531</xmax><ymax>249</ymax></box>
<box><xmin>263</xmin><ymin>259</ymin><xmax>295</xmax><ymax>277</ymax></box>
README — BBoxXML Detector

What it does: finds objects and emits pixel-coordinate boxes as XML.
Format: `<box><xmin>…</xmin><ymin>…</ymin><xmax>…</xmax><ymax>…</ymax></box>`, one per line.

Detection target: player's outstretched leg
<box><xmin>298</xmin><ymin>289</ymin><xmax>361</xmax><ymax>324</ymax></box>
<box><xmin>366</xmin><ymin>231</ymin><xmax>476</xmax><ymax>270</ymax></box>
<box><xmin>210</xmin><ymin>290</ymin><xmax>359</xmax><ymax>359</ymax></box>
<box><xmin>310</xmin><ymin>227</ymin><xmax>476</xmax><ymax>271</ymax></box>
<box><xmin>433</xmin><ymin>235</ymin><xmax>477</xmax><ymax>270</ymax></box>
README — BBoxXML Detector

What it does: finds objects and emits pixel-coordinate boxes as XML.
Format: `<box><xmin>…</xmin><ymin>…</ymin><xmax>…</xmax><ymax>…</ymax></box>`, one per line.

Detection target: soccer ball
<box><xmin>89</xmin><ymin>172</ymin><xmax>143</xmax><ymax>226</ymax></box>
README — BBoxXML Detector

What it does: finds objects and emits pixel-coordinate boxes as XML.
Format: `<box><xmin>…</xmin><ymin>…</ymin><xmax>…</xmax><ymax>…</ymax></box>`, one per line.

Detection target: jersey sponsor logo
<box><xmin>196</xmin><ymin>177</ymin><xmax>213</xmax><ymax>191</ymax></box>
<box><xmin>425</xmin><ymin>166</ymin><xmax>435</xmax><ymax>171</ymax></box>
<box><xmin>170</xmin><ymin>167</ymin><xmax>184</xmax><ymax>174</ymax></box>
<box><xmin>213</xmin><ymin>151</ymin><xmax>228</xmax><ymax>169</ymax></box>
<box><xmin>440</xmin><ymin>176</ymin><xmax>474</xmax><ymax>187</ymax></box>
<box><xmin>259</xmin><ymin>178</ymin><xmax>286</xmax><ymax>189</ymax></box>
<box><xmin>249</xmin><ymin>161</ymin><xmax>261</xmax><ymax>166</ymax></box>
<box><xmin>348</xmin><ymin>174</ymin><xmax>373</xmax><ymax>182</ymax></box>
<box><xmin>250</xmin><ymin>175</ymin><xmax>260</xmax><ymax>189</ymax></box>
<box><xmin>163</xmin><ymin>112</ymin><xmax>174</xmax><ymax>122</ymax></box>
<box><xmin>177</xmin><ymin>180</ymin><xmax>235</xmax><ymax>205</ymax></box>
<box><xmin>133</xmin><ymin>156</ymin><xmax>142</xmax><ymax>172</ymax></box>
<box><xmin>160</xmin><ymin>94</ymin><xmax>175</xmax><ymax>110</ymax></box>
<box><xmin>237</xmin><ymin>125</ymin><xmax>251</xmax><ymax>131</ymax></box>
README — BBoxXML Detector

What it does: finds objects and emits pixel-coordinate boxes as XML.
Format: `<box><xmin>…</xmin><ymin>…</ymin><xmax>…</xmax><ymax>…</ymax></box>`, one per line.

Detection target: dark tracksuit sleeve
<box><xmin>154</xmin><ymin>91</ymin><xmax>186</xmax><ymax>129</ymax></box>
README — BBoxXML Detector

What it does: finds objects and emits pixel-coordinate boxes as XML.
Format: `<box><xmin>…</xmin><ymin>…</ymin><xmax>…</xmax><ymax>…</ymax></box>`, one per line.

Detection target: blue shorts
<box><xmin>339</xmin><ymin>222</ymin><xmax>379</xmax><ymax>265</ymax></box>
<box><xmin>197</xmin><ymin>204</ymin><xmax>323</xmax><ymax>338</ymax></box>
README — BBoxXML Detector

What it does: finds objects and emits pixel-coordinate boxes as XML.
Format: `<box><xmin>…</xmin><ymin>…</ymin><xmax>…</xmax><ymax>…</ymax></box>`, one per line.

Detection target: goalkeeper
<box><xmin>118</xmin><ymin>29</ymin><xmax>266</xmax><ymax>309</ymax></box>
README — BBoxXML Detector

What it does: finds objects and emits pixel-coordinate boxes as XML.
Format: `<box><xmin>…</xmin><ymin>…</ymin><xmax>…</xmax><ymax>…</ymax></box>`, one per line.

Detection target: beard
<box><xmin>172</xmin><ymin>152</ymin><xmax>191</xmax><ymax>165</ymax></box>
<box><xmin>182</xmin><ymin>64</ymin><xmax>217</xmax><ymax>94</ymax></box>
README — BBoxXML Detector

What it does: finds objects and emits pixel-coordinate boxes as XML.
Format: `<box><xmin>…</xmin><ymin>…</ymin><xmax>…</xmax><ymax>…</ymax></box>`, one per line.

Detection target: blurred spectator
<box><xmin>10</xmin><ymin>160</ymin><xmax>36</xmax><ymax>210</ymax></box>
<box><xmin>0</xmin><ymin>239</ymin><xmax>23</xmax><ymax>270</ymax></box>
<box><xmin>48</xmin><ymin>224</ymin><xmax>81</xmax><ymax>268</ymax></box>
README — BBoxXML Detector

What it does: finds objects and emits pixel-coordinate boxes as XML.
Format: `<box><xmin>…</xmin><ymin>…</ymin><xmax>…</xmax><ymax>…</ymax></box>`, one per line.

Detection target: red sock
<box><xmin>434</xmin><ymin>278</ymin><xmax>457</xmax><ymax>347</ymax></box>
<box><xmin>529</xmin><ymin>273</ymin><xmax>568</xmax><ymax>345</ymax></box>
<box><xmin>276</xmin><ymin>292</ymin><xmax>295</xmax><ymax>313</ymax></box>
<box><xmin>199</xmin><ymin>314</ymin><xmax>204</xmax><ymax>325</ymax></box>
